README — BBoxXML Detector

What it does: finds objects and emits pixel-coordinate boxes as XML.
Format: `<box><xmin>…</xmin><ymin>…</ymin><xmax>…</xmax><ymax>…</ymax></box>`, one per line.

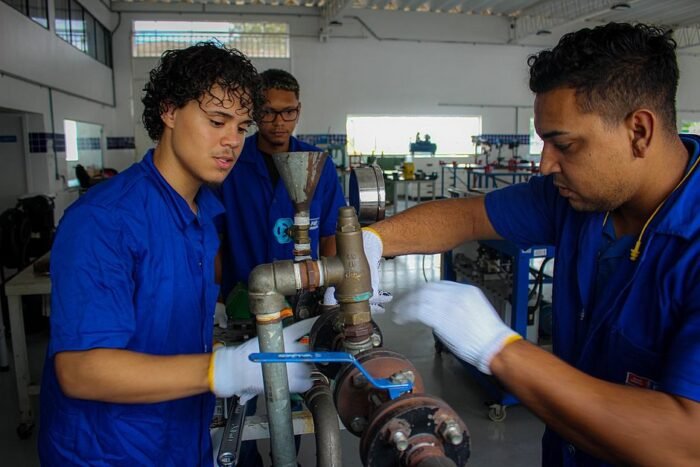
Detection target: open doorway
<box><xmin>0</xmin><ymin>110</ymin><xmax>29</xmax><ymax>212</ymax></box>
<box><xmin>64</xmin><ymin>120</ymin><xmax>104</xmax><ymax>189</ymax></box>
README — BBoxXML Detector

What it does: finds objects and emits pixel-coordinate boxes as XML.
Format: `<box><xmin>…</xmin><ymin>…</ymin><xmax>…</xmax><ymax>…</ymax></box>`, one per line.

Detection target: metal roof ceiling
<box><xmin>110</xmin><ymin>0</ymin><xmax>700</xmax><ymax>47</ymax></box>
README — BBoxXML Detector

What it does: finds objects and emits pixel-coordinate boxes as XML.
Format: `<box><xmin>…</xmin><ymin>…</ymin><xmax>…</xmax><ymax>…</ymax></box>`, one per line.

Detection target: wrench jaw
<box><xmin>217</xmin><ymin>398</ymin><xmax>247</xmax><ymax>467</ymax></box>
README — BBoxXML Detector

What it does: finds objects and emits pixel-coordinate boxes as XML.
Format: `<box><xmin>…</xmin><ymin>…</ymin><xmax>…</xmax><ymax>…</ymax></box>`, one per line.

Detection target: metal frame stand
<box><xmin>441</xmin><ymin>240</ymin><xmax>555</xmax><ymax>421</ymax></box>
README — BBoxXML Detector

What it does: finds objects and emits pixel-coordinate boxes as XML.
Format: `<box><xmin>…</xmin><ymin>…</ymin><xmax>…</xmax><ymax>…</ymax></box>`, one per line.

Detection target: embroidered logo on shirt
<box><xmin>310</xmin><ymin>217</ymin><xmax>319</xmax><ymax>230</ymax></box>
<box><xmin>625</xmin><ymin>372</ymin><xmax>658</xmax><ymax>390</ymax></box>
<box><xmin>273</xmin><ymin>218</ymin><xmax>293</xmax><ymax>244</ymax></box>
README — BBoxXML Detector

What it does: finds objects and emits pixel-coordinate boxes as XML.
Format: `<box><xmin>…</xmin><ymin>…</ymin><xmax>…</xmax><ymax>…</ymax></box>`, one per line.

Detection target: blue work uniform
<box><xmin>39</xmin><ymin>150</ymin><xmax>222</xmax><ymax>466</ymax></box>
<box><xmin>484</xmin><ymin>134</ymin><xmax>700</xmax><ymax>467</ymax></box>
<box><xmin>218</xmin><ymin>133</ymin><xmax>346</xmax><ymax>298</ymax></box>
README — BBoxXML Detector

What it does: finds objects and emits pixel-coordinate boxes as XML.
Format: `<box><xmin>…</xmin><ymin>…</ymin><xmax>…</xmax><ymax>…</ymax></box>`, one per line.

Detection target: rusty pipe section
<box><xmin>248</xmin><ymin>257</ymin><xmax>345</xmax><ymax>311</ymax></box>
<box><xmin>247</xmin><ymin>257</ymin><xmax>343</xmax><ymax>467</ymax></box>
<box><xmin>334</xmin><ymin>206</ymin><xmax>374</xmax><ymax>354</ymax></box>
<box><xmin>291</xmin><ymin>215</ymin><xmax>312</xmax><ymax>260</ymax></box>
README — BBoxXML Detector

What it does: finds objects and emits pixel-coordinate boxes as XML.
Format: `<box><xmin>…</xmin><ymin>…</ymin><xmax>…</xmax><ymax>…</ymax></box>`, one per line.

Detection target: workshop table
<box><xmin>470</xmin><ymin>168</ymin><xmax>534</xmax><ymax>189</ymax></box>
<box><xmin>387</xmin><ymin>177</ymin><xmax>437</xmax><ymax>214</ymax></box>
<box><xmin>6</xmin><ymin>253</ymin><xmax>51</xmax><ymax>438</ymax></box>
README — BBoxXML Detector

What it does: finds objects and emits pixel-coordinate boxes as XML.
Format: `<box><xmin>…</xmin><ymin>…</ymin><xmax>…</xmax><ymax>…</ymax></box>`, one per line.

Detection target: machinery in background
<box><xmin>216</xmin><ymin>152</ymin><xmax>471</xmax><ymax>467</ymax></box>
<box><xmin>349</xmin><ymin>164</ymin><xmax>385</xmax><ymax>227</ymax></box>
<box><xmin>442</xmin><ymin>238</ymin><xmax>554</xmax><ymax>422</ymax></box>
<box><xmin>472</xmin><ymin>134</ymin><xmax>531</xmax><ymax>169</ymax></box>
<box><xmin>410</xmin><ymin>132</ymin><xmax>437</xmax><ymax>156</ymax></box>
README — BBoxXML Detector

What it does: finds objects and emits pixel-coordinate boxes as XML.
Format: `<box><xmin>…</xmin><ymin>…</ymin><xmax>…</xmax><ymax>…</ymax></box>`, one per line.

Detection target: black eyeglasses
<box><xmin>259</xmin><ymin>106</ymin><xmax>300</xmax><ymax>123</ymax></box>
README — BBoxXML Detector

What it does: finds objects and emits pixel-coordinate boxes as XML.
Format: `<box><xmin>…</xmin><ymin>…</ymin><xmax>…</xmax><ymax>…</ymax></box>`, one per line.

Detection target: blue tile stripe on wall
<box><xmin>107</xmin><ymin>137</ymin><xmax>135</xmax><ymax>150</ymax></box>
<box><xmin>476</xmin><ymin>134</ymin><xmax>530</xmax><ymax>146</ymax></box>
<box><xmin>28</xmin><ymin>134</ymin><xmax>136</xmax><ymax>153</ymax></box>
<box><xmin>296</xmin><ymin>134</ymin><xmax>347</xmax><ymax>146</ymax></box>
<box><xmin>54</xmin><ymin>133</ymin><xmax>66</xmax><ymax>152</ymax></box>
<box><xmin>28</xmin><ymin>132</ymin><xmax>54</xmax><ymax>153</ymax></box>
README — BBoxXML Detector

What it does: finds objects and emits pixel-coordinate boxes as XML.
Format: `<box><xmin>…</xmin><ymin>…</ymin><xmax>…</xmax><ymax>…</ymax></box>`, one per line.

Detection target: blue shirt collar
<box><xmin>140</xmin><ymin>149</ymin><xmax>224</xmax><ymax>229</ymax></box>
<box><xmin>238</xmin><ymin>133</ymin><xmax>305</xmax><ymax>180</ymax></box>
<box><xmin>650</xmin><ymin>134</ymin><xmax>700</xmax><ymax>238</ymax></box>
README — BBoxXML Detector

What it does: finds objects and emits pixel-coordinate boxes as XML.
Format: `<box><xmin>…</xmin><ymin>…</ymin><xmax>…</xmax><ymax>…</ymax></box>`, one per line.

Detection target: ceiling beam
<box><xmin>432</xmin><ymin>0</ymin><xmax>463</xmax><ymax>13</ymax></box>
<box><xmin>672</xmin><ymin>25</ymin><xmax>700</xmax><ymax>49</ymax></box>
<box><xmin>511</xmin><ymin>0</ymin><xmax>639</xmax><ymax>43</ymax></box>
<box><xmin>319</xmin><ymin>0</ymin><xmax>353</xmax><ymax>40</ymax></box>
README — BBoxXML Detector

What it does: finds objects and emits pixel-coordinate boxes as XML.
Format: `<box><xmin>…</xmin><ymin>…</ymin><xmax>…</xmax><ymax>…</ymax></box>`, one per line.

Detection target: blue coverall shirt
<box><xmin>485</xmin><ymin>134</ymin><xmax>700</xmax><ymax>467</ymax></box>
<box><xmin>217</xmin><ymin>133</ymin><xmax>346</xmax><ymax>298</ymax></box>
<box><xmin>39</xmin><ymin>150</ymin><xmax>222</xmax><ymax>466</ymax></box>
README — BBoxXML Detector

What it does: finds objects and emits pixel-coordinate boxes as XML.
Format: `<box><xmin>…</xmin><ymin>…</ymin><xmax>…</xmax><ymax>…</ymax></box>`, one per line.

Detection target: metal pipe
<box><xmin>256</xmin><ymin>319</ymin><xmax>296</xmax><ymax>467</ymax></box>
<box><xmin>321</xmin><ymin>256</ymin><xmax>345</xmax><ymax>287</ymax></box>
<box><xmin>248</xmin><ymin>264</ymin><xmax>298</xmax><ymax>467</ymax></box>
<box><xmin>246</xmin><ymin>208</ymin><xmax>369</xmax><ymax>466</ymax></box>
<box><xmin>305</xmin><ymin>380</ymin><xmax>342</xmax><ymax>467</ymax></box>
<box><xmin>246</xmin><ymin>257</ymin><xmax>343</xmax><ymax>466</ymax></box>
<box><xmin>334</xmin><ymin>206</ymin><xmax>374</xmax><ymax>354</ymax></box>
<box><xmin>292</xmin><ymin>214</ymin><xmax>312</xmax><ymax>260</ymax></box>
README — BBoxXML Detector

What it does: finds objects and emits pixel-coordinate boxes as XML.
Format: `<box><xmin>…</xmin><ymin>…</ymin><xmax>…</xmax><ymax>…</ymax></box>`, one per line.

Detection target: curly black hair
<box><xmin>142</xmin><ymin>42</ymin><xmax>264</xmax><ymax>141</ymax></box>
<box><xmin>528</xmin><ymin>23</ymin><xmax>678</xmax><ymax>132</ymax></box>
<box><xmin>260</xmin><ymin>69</ymin><xmax>300</xmax><ymax>99</ymax></box>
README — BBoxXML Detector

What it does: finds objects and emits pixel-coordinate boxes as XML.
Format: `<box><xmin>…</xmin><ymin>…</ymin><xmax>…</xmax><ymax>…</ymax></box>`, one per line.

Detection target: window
<box><xmin>55</xmin><ymin>0</ymin><xmax>70</xmax><ymax>41</ymax></box>
<box><xmin>346</xmin><ymin>116</ymin><xmax>482</xmax><ymax>157</ymax></box>
<box><xmin>132</xmin><ymin>21</ymin><xmax>290</xmax><ymax>58</ymax></box>
<box><xmin>85</xmin><ymin>12</ymin><xmax>96</xmax><ymax>59</ymax></box>
<box><xmin>680</xmin><ymin>121</ymin><xmax>700</xmax><ymax>134</ymax></box>
<box><xmin>64</xmin><ymin>120</ymin><xmax>103</xmax><ymax>188</ymax></box>
<box><xmin>54</xmin><ymin>0</ymin><xmax>112</xmax><ymax>67</ymax></box>
<box><xmin>2</xmin><ymin>0</ymin><xmax>48</xmax><ymax>28</ymax></box>
<box><xmin>529</xmin><ymin>117</ymin><xmax>543</xmax><ymax>156</ymax></box>
<box><xmin>69</xmin><ymin>0</ymin><xmax>84</xmax><ymax>50</ymax></box>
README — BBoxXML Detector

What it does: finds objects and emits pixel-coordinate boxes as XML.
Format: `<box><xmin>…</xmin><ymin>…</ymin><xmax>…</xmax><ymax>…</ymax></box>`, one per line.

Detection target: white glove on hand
<box><xmin>209</xmin><ymin>317</ymin><xmax>317</xmax><ymax>402</ymax></box>
<box><xmin>322</xmin><ymin>228</ymin><xmax>392</xmax><ymax>313</ymax></box>
<box><xmin>392</xmin><ymin>281</ymin><xmax>521</xmax><ymax>374</ymax></box>
<box><xmin>214</xmin><ymin>302</ymin><xmax>228</xmax><ymax>329</ymax></box>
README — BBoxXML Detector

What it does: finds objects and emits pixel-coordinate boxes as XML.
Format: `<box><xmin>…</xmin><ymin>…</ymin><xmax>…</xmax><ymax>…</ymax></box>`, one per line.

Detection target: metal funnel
<box><xmin>272</xmin><ymin>151</ymin><xmax>328</xmax><ymax>213</ymax></box>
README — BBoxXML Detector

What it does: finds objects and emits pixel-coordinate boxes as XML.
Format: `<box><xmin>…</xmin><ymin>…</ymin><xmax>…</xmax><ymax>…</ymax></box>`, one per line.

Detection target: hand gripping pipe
<box><xmin>248</xmin><ymin>258</ymin><xmax>344</xmax><ymax>467</ymax></box>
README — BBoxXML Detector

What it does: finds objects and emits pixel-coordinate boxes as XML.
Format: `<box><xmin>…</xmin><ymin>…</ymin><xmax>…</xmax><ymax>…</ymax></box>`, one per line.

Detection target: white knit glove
<box><xmin>209</xmin><ymin>317</ymin><xmax>317</xmax><ymax>402</ymax></box>
<box><xmin>214</xmin><ymin>302</ymin><xmax>228</xmax><ymax>329</ymax></box>
<box><xmin>392</xmin><ymin>281</ymin><xmax>521</xmax><ymax>374</ymax></box>
<box><xmin>323</xmin><ymin>228</ymin><xmax>392</xmax><ymax>313</ymax></box>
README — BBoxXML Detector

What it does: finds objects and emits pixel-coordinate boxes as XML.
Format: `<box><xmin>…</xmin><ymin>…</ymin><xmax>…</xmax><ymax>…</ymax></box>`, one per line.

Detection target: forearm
<box><xmin>55</xmin><ymin>348</ymin><xmax>211</xmax><ymax>404</ymax></box>
<box><xmin>491</xmin><ymin>340</ymin><xmax>700</xmax><ymax>466</ymax></box>
<box><xmin>319</xmin><ymin>235</ymin><xmax>337</xmax><ymax>257</ymax></box>
<box><xmin>370</xmin><ymin>197</ymin><xmax>500</xmax><ymax>257</ymax></box>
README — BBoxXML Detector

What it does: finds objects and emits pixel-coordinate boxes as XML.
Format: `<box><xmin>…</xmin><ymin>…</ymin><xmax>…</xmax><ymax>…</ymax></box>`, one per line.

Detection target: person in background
<box><xmin>216</xmin><ymin>67</ymin><xmax>347</xmax><ymax>467</ymax></box>
<box><xmin>217</xmin><ymin>68</ymin><xmax>346</xmax><ymax>302</ymax></box>
<box><xmin>38</xmin><ymin>43</ymin><xmax>314</xmax><ymax>466</ymax></box>
<box><xmin>367</xmin><ymin>23</ymin><xmax>700</xmax><ymax>466</ymax></box>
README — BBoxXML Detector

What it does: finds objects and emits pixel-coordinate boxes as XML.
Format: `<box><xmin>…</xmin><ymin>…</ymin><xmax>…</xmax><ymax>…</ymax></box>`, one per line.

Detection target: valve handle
<box><xmin>249</xmin><ymin>351</ymin><xmax>413</xmax><ymax>399</ymax></box>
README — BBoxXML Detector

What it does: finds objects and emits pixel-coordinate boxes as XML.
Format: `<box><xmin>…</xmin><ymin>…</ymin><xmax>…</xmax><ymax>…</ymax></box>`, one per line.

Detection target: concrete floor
<box><xmin>0</xmin><ymin>253</ymin><xmax>544</xmax><ymax>466</ymax></box>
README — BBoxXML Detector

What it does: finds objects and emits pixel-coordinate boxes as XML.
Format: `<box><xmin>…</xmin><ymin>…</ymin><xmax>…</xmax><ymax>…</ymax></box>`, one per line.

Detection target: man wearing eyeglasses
<box><xmin>217</xmin><ymin>68</ymin><xmax>345</xmax><ymax>302</ymax></box>
<box><xmin>215</xmin><ymin>68</ymin><xmax>345</xmax><ymax>466</ymax></box>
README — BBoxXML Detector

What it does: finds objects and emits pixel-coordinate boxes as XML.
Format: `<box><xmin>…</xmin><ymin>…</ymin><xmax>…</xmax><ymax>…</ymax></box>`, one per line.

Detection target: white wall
<box><xmin>0</xmin><ymin>1</ymin><xmax>131</xmax><ymax>222</ymax></box>
<box><xmin>0</xmin><ymin>2</ymin><xmax>115</xmax><ymax>105</ymax></box>
<box><xmin>5</xmin><ymin>3</ymin><xmax>700</xmax><ymax>222</ymax></box>
<box><xmin>291</xmin><ymin>37</ymin><xmax>537</xmax><ymax>135</ymax></box>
